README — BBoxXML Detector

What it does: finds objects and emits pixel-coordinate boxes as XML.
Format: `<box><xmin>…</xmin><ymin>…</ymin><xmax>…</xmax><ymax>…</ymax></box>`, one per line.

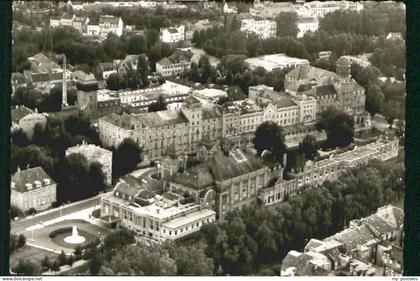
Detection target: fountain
<box><xmin>64</xmin><ymin>226</ymin><xmax>86</xmax><ymax>244</ymax></box>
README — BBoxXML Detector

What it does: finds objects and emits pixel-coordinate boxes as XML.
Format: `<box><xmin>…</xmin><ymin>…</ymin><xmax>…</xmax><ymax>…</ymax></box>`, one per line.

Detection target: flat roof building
<box><xmin>245</xmin><ymin>54</ymin><xmax>310</xmax><ymax>72</ymax></box>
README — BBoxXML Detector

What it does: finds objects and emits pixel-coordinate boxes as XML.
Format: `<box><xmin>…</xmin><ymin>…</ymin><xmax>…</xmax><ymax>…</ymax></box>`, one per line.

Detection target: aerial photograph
<box><xmin>8</xmin><ymin>0</ymin><xmax>406</xmax><ymax>276</ymax></box>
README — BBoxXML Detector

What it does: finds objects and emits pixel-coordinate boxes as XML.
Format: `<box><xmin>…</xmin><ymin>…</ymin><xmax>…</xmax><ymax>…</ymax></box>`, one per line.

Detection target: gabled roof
<box><xmin>281</xmin><ymin>251</ymin><xmax>317</xmax><ymax>276</ymax></box>
<box><xmin>99</xmin><ymin>15</ymin><xmax>121</xmax><ymax>25</ymax></box>
<box><xmin>31</xmin><ymin>72</ymin><xmax>51</xmax><ymax>83</ymax></box>
<box><xmin>157</xmin><ymin>57</ymin><xmax>173</xmax><ymax>66</ymax></box>
<box><xmin>171</xmin><ymin>165</ymin><xmax>215</xmax><ymax>190</ymax></box>
<box><xmin>11</xmin><ymin>167</ymin><xmax>55</xmax><ymax>193</ymax></box>
<box><xmin>170</xmin><ymin>149</ymin><xmax>265</xmax><ymax>190</ymax></box>
<box><xmin>99</xmin><ymin>62</ymin><xmax>116</xmax><ymax>72</ymax></box>
<box><xmin>362</xmin><ymin>205</ymin><xmax>404</xmax><ymax>235</ymax></box>
<box><xmin>168</xmin><ymin>49</ymin><xmax>193</xmax><ymax>63</ymax></box>
<box><xmin>62</xmin><ymin>14</ymin><xmax>74</xmax><ymax>20</ymax></box>
<box><xmin>209</xmin><ymin>150</ymin><xmax>265</xmax><ymax>181</ymax></box>
<box><xmin>325</xmin><ymin>224</ymin><xmax>378</xmax><ymax>252</ymax></box>
<box><xmin>287</xmin><ymin>65</ymin><xmax>337</xmax><ymax>81</ymax></box>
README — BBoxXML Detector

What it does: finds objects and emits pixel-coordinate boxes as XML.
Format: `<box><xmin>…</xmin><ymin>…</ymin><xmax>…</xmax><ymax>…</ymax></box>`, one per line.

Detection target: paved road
<box><xmin>11</xmin><ymin>193</ymin><xmax>111</xmax><ymax>234</ymax></box>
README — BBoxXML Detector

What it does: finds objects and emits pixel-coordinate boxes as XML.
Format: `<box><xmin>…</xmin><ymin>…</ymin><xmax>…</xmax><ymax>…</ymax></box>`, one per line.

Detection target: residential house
<box><xmin>156</xmin><ymin>49</ymin><xmax>192</xmax><ymax>77</ymax></box>
<box><xmin>11</xmin><ymin>167</ymin><xmax>57</xmax><ymax>212</ymax></box>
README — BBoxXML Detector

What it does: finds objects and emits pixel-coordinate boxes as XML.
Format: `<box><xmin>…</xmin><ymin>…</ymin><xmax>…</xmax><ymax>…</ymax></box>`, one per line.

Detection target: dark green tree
<box><xmin>12</xmin><ymin>260</ymin><xmax>40</xmax><ymax>275</ymax></box>
<box><xmin>298</xmin><ymin>135</ymin><xmax>319</xmax><ymax>160</ymax></box>
<box><xmin>253</xmin><ymin>122</ymin><xmax>286</xmax><ymax>163</ymax></box>
<box><xmin>316</xmin><ymin>107</ymin><xmax>355</xmax><ymax>148</ymax></box>
<box><xmin>113</xmin><ymin>138</ymin><xmax>143</xmax><ymax>179</ymax></box>
<box><xmin>275</xmin><ymin>12</ymin><xmax>298</xmax><ymax>37</ymax></box>
<box><xmin>137</xmin><ymin>55</ymin><xmax>150</xmax><ymax>88</ymax></box>
<box><xmin>148</xmin><ymin>95</ymin><xmax>167</xmax><ymax>112</ymax></box>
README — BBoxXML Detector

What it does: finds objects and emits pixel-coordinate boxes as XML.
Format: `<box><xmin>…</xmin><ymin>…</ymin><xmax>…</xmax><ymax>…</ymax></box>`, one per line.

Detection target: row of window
<box><xmin>162</xmin><ymin>217</ymin><xmax>215</xmax><ymax>236</ymax></box>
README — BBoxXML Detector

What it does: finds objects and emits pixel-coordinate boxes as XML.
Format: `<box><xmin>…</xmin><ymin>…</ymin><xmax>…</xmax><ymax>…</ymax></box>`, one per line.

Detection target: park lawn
<box><xmin>10</xmin><ymin>245</ymin><xmax>58</xmax><ymax>269</ymax></box>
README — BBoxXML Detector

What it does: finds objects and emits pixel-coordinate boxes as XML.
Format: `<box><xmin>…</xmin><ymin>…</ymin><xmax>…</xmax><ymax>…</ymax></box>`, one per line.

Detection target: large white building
<box><xmin>245</xmin><ymin>54</ymin><xmax>310</xmax><ymax>72</ymax></box>
<box><xmin>65</xmin><ymin>142</ymin><xmax>113</xmax><ymax>186</ymax></box>
<box><xmin>296</xmin><ymin>17</ymin><xmax>319</xmax><ymax>38</ymax></box>
<box><xmin>101</xmin><ymin>180</ymin><xmax>216</xmax><ymax>241</ymax></box>
<box><xmin>160</xmin><ymin>25</ymin><xmax>185</xmax><ymax>44</ymax></box>
<box><xmin>86</xmin><ymin>15</ymin><xmax>123</xmax><ymax>38</ymax></box>
<box><xmin>240</xmin><ymin>19</ymin><xmax>277</xmax><ymax>39</ymax></box>
<box><xmin>193</xmin><ymin>88</ymin><xmax>228</xmax><ymax>104</ymax></box>
<box><xmin>297</xmin><ymin>1</ymin><xmax>364</xmax><ymax>18</ymax></box>
<box><xmin>112</xmin><ymin>81</ymin><xmax>192</xmax><ymax>113</ymax></box>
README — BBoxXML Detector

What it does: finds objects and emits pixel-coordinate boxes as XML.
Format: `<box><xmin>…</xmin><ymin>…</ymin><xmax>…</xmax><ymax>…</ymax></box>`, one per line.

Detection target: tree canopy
<box><xmin>316</xmin><ymin>107</ymin><xmax>355</xmax><ymax>149</ymax></box>
<box><xmin>298</xmin><ymin>135</ymin><xmax>319</xmax><ymax>160</ymax></box>
<box><xmin>253</xmin><ymin>122</ymin><xmax>286</xmax><ymax>163</ymax></box>
<box><xmin>113</xmin><ymin>138</ymin><xmax>143</xmax><ymax>179</ymax></box>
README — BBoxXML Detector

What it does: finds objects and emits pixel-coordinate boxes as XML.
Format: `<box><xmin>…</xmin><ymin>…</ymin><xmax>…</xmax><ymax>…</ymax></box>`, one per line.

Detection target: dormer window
<box><xmin>26</xmin><ymin>183</ymin><xmax>33</xmax><ymax>190</ymax></box>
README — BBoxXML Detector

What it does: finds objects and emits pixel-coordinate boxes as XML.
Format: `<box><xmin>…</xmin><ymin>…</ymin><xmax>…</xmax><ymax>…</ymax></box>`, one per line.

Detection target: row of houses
<box><xmin>50</xmin><ymin>14</ymin><xmax>123</xmax><ymax>38</ymax></box>
<box><xmin>260</xmin><ymin>135</ymin><xmax>399</xmax><ymax>206</ymax></box>
<box><xmin>281</xmin><ymin>204</ymin><xmax>403</xmax><ymax>276</ymax></box>
<box><xmin>98</xmin><ymin>57</ymin><xmax>370</xmax><ymax>161</ymax></box>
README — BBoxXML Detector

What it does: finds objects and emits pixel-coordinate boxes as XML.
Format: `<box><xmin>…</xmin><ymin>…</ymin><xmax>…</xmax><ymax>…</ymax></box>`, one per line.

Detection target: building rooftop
<box><xmin>287</xmin><ymin>64</ymin><xmax>337</xmax><ymax>81</ymax></box>
<box><xmin>246</xmin><ymin>54</ymin><xmax>309</xmax><ymax>71</ymax></box>
<box><xmin>11</xmin><ymin>167</ymin><xmax>55</xmax><ymax>193</ymax></box>
<box><xmin>28</xmin><ymin>53</ymin><xmax>61</xmax><ymax>73</ymax></box>
<box><xmin>101</xmin><ymin>113</ymin><xmax>138</xmax><ymax>130</ymax></box>
<box><xmin>177</xmin><ymin>47</ymin><xmax>220</xmax><ymax>67</ymax></box>
<box><xmin>193</xmin><ymin>88</ymin><xmax>227</xmax><ymax>100</ymax></box>
<box><xmin>137</xmin><ymin>110</ymin><xmax>188</xmax><ymax>128</ymax></box>
<box><xmin>99</xmin><ymin>15</ymin><xmax>121</xmax><ymax>25</ymax></box>
<box><xmin>12</xmin><ymin>105</ymin><xmax>34</xmax><ymax>123</ymax></box>
<box><xmin>332</xmin><ymin>146</ymin><xmax>377</xmax><ymax>164</ymax></box>
<box><xmin>171</xmin><ymin>149</ymin><xmax>264</xmax><ymax>189</ymax></box>
<box><xmin>162</xmin><ymin>208</ymin><xmax>215</xmax><ymax>229</ymax></box>
<box><xmin>325</xmin><ymin>224</ymin><xmax>379</xmax><ymax>252</ymax></box>
<box><xmin>66</xmin><ymin>142</ymin><xmax>112</xmax><ymax>160</ymax></box>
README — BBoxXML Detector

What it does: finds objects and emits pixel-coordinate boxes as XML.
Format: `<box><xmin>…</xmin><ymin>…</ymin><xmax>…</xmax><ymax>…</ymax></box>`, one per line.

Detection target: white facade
<box><xmin>101</xmin><ymin>189</ymin><xmax>216</xmax><ymax>241</ymax></box>
<box><xmin>160</xmin><ymin>25</ymin><xmax>185</xmax><ymax>43</ymax></box>
<box><xmin>240</xmin><ymin>19</ymin><xmax>277</xmax><ymax>39</ymax></box>
<box><xmin>86</xmin><ymin>24</ymin><xmax>101</xmax><ymax>36</ymax></box>
<box><xmin>297</xmin><ymin>1</ymin><xmax>364</xmax><ymax>19</ymax></box>
<box><xmin>140</xmin><ymin>1</ymin><xmax>157</xmax><ymax>8</ymax></box>
<box><xmin>245</xmin><ymin>54</ymin><xmax>310</xmax><ymax>72</ymax></box>
<box><xmin>297</xmin><ymin>17</ymin><xmax>319</xmax><ymax>38</ymax></box>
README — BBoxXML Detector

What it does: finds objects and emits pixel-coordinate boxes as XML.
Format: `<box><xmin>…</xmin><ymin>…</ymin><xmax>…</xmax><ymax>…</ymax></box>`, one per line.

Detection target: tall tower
<box><xmin>62</xmin><ymin>54</ymin><xmax>68</xmax><ymax>108</ymax></box>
